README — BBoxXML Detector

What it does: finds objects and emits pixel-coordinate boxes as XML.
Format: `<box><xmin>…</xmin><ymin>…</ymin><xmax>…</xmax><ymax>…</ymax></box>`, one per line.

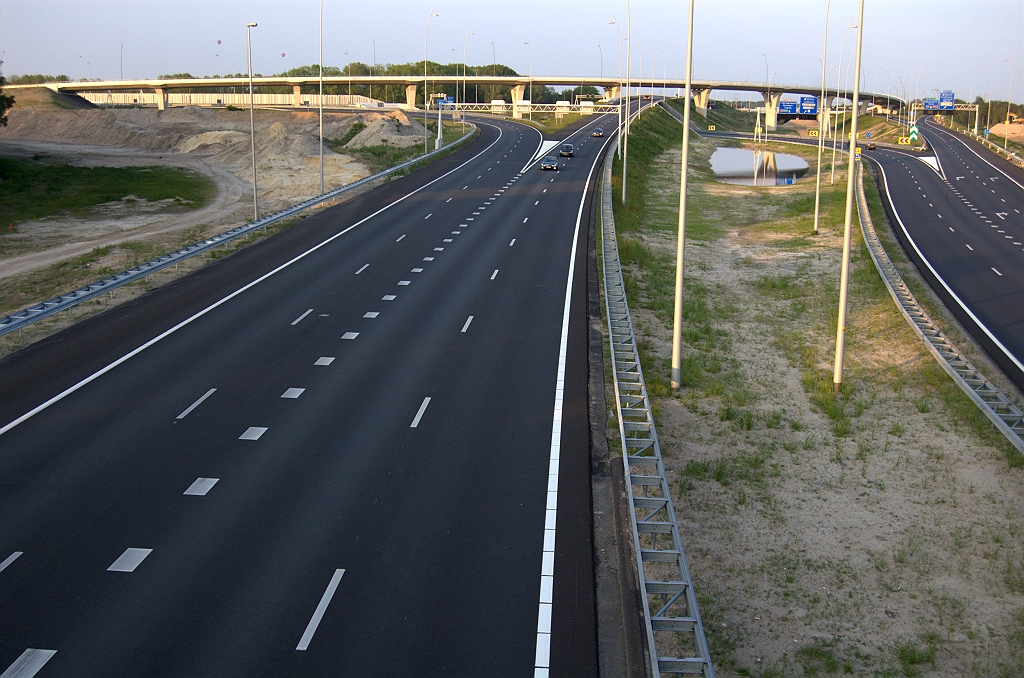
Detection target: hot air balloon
<box><xmin>281</xmin><ymin>53</ymin><xmax>286</xmax><ymax>58</ymax></box>
<box><xmin>217</xmin><ymin>40</ymin><xmax>221</xmax><ymax>45</ymax></box>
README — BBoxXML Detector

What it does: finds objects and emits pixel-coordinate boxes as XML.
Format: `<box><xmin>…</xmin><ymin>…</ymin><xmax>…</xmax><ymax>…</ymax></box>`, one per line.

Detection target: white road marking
<box><xmin>542</xmin><ymin>189</ymin><xmax>547</xmax><ymax>193</ymax></box>
<box><xmin>291</xmin><ymin>309</ymin><xmax>314</xmax><ymax>326</ymax></box>
<box><xmin>461</xmin><ymin>316</ymin><xmax>474</xmax><ymax>333</ymax></box>
<box><xmin>443</xmin><ymin>238</ymin><xmax>452</xmax><ymax>242</ymax></box>
<box><xmin>176</xmin><ymin>388</ymin><xmax>217</xmax><ymax>420</ymax></box>
<box><xmin>550</xmin><ymin>178</ymin><xmax>554</xmax><ymax>182</ymax></box>
<box><xmin>398</xmin><ymin>280</ymin><xmax>411</xmax><ymax>286</ymax></box>
<box><xmin>463</xmin><ymin>185</ymin><xmax>468</xmax><ymax>189</ymax></box>
<box><xmin>355</xmin><ymin>264</ymin><xmax>369</xmax><ymax>274</ymax></box>
<box><xmin>108</xmin><ymin>548</ymin><xmax>152</xmax><ymax>572</ymax></box>
<box><xmin>452</xmin><ymin>231</ymin><xmax>461</xmax><ymax>234</ymax></box>
<box><xmin>315</xmin><ymin>357</ymin><xmax>335</xmax><ymax>366</ymax></box>
<box><xmin>459</xmin><ymin>224</ymin><xmax>468</xmax><ymax>227</ymax></box>
<box><xmin>424</xmin><ymin>214</ymin><xmax>432</xmax><ymax>219</ymax></box>
<box><xmin>949</xmin><ymin>227</ymin><xmax>955</xmax><ymax>232</ymax></box>
<box><xmin>535</xmin><ymin>201</ymin><xmax>539</xmax><ymax>205</ymax></box>
<box><xmin>510</xmin><ymin>239</ymin><xmax>516</xmax><ymax>246</ymax></box>
<box><xmin>966</xmin><ymin>244</ymin><xmax>974</xmax><ymax>251</ymax></box>
<box><xmin>1</xmin><ymin>649</ymin><xmax>57</xmax><ymax>678</ymax></box>
<box><xmin>523</xmin><ymin>218</ymin><xmax>529</xmax><ymax>223</ymax></box>
<box><xmin>446</xmin><ymin>197</ymin><xmax>452</xmax><ymax>202</ymax></box>
<box><xmin>0</xmin><ymin>552</ymin><xmax>23</xmax><ymax>574</ymax></box>
<box><xmin>423</xmin><ymin>257</ymin><xmax>434</xmax><ymax>261</ymax></box>
<box><xmin>937</xmin><ymin>214</ymin><xmax>942</xmax><ymax>219</ymax></box>
<box><xmin>412</xmin><ymin>268</ymin><xmax>423</xmax><ymax>273</ymax></box>
<box><xmin>382</xmin><ymin>295</ymin><xmax>396</xmax><ymax>301</ymax></box>
<box><xmin>410</xmin><ymin>397</ymin><xmax>431</xmax><ymax>427</ymax></box>
<box><xmin>477</xmin><ymin>175</ymin><xmax>482</xmax><ymax>179</ymax></box>
<box><xmin>296</xmin><ymin>569</ymin><xmax>346</xmax><ymax>651</ymax></box>
<box><xmin>184</xmin><ymin>478</ymin><xmax>219</xmax><ymax>496</ymax></box>
<box><xmin>472</xmin><ymin>212</ymin><xmax>480</xmax><ymax>215</ymax></box>
<box><xmin>434</xmin><ymin>247</ymin><xmax>444</xmax><ymax>251</ymax></box>
<box><xmin>396</xmin><ymin>234</ymin><xmax>406</xmax><ymax>242</ymax></box>
<box><xmin>466</xmin><ymin>218</ymin><xmax>474</xmax><ymax>221</ymax></box>
<box><xmin>491</xmin><ymin>269</ymin><xmax>499</xmax><ymax>280</ymax></box>
<box><xmin>993</xmin><ymin>268</ymin><xmax>1003</xmax><ymax>276</ymax></box>
<box><xmin>342</xmin><ymin>332</ymin><xmax>359</xmax><ymax>339</ymax></box>
<box><xmin>239</xmin><ymin>427</ymin><xmax>268</xmax><ymax>440</ymax></box>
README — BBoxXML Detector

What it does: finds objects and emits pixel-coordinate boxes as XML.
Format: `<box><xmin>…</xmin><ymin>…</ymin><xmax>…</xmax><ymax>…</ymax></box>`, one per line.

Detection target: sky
<box><xmin>1</xmin><ymin>0</ymin><xmax>1023</xmax><ymax>102</ymax></box>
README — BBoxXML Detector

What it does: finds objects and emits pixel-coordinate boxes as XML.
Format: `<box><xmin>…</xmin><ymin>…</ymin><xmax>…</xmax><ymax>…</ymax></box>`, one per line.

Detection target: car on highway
<box><xmin>540</xmin><ymin>156</ymin><xmax>559</xmax><ymax>170</ymax></box>
<box><xmin>865</xmin><ymin>142</ymin><xmax>876</xmax><ymax>150</ymax></box>
<box><xmin>559</xmin><ymin>143</ymin><xmax>574</xmax><ymax>157</ymax></box>
<box><xmin>592</xmin><ymin>128</ymin><xmax>604</xmax><ymax>137</ymax></box>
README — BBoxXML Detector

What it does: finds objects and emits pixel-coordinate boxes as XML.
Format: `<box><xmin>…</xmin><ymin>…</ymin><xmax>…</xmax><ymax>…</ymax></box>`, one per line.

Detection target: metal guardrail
<box><xmin>599</xmin><ymin>139</ymin><xmax>714</xmax><ymax>676</ymax></box>
<box><xmin>856</xmin><ymin>160</ymin><xmax>1024</xmax><ymax>453</ymax></box>
<box><xmin>0</xmin><ymin>127</ymin><xmax>476</xmax><ymax>338</ymax></box>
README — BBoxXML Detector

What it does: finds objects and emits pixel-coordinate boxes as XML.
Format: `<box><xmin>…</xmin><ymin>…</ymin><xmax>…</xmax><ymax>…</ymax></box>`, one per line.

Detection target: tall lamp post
<box><xmin>622</xmin><ymin>0</ymin><xmax>631</xmax><ymax>203</ymax></box>
<box><xmin>1005</xmin><ymin>58</ymin><xmax>1013</xmax><ymax>151</ymax></box>
<box><xmin>832</xmin><ymin>0</ymin><xmax>866</xmax><ymax>392</ymax></box>
<box><xmin>318</xmin><ymin>1</ymin><xmax>324</xmax><ymax>195</ymax></box>
<box><xmin>812</xmin><ymin>0</ymin><xmax>832</xmax><ymax>235</ymax></box>
<box><xmin>424</xmin><ymin>8</ymin><xmax>438</xmax><ymax>154</ymax></box>
<box><xmin>463</xmin><ymin>31</ymin><xmax>473</xmax><ymax>122</ymax></box>
<box><xmin>987</xmin><ymin>64</ymin><xmax>993</xmax><ymax>133</ymax></box>
<box><xmin>599</xmin><ymin>44</ymin><xmax>603</xmax><ymax>78</ymax></box>
<box><xmin>246</xmin><ymin>22</ymin><xmax>258</xmax><ymax>221</ymax></box>
<box><xmin>524</xmin><ymin>41</ymin><xmax>533</xmax><ymax>122</ymax></box>
<box><xmin>671</xmin><ymin>0</ymin><xmax>696</xmax><ymax>390</ymax></box>
<box><xmin>609</xmin><ymin>18</ymin><xmax>624</xmax><ymax>158</ymax></box>
<box><xmin>831</xmin><ymin>19</ymin><xmax>856</xmax><ymax>184</ymax></box>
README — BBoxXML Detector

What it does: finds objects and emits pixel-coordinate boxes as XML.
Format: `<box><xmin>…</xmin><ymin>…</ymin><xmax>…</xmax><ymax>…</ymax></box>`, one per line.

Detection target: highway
<box><xmin>0</xmin><ymin>111</ymin><xmax>617</xmax><ymax>676</ymax></box>
<box><xmin>865</xmin><ymin>118</ymin><xmax>1024</xmax><ymax>391</ymax></box>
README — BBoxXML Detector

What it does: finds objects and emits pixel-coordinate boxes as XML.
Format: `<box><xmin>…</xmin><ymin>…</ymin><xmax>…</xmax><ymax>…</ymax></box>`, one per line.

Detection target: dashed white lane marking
<box><xmin>542</xmin><ymin>188</ymin><xmax>547</xmax><ymax>193</ymax></box>
<box><xmin>535</xmin><ymin>201</ymin><xmax>540</xmax><ymax>205</ymax></box>
<box><xmin>177</xmin><ymin>388</ymin><xmax>217</xmax><ymax>420</ymax></box>
<box><xmin>461</xmin><ymin>316</ymin><xmax>474</xmax><ymax>333</ymax></box>
<box><xmin>342</xmin><ymin>332</ymin><xmax>359</xmax><ymax>339</ymax></box>
<box><xmin>472</xmin><ymin>212</ymin><xmax>480</xmax><ymax>215</ymax></box>
<box><xmin>966</xmin><ymin>244</ymin><xmax>974</xmax><ymax>251</ymax></box>
<box><xmin>993</xmin><ymin>268</ymin><xmax>1003</xmax><ymax>276</ymax></box>
<box><xmin>491</xmin><ymin>269</ymin><xmax>499</xmax><ymax>280</ymax></box>
<box><xmin>296</xmin><ymin>569</ymin><xmax>346</xmax><ymax>651</ymax></box>
<box><xmin>451</xmin><ymin>231</ymin><xmax>461</xmax><ymax>235</ymax></box>
<box><xmin>1</xmin><ymin>649</ymin><xmax>57</xmax><ymax>678</ymax></box>
<box><xmin>510</xmin><ymin>239</ymin><xmax>516</xmax><ymax>246</ymax></box>
<box><xmin>937</xmin><ymin>214</ymin><xmax>942</xmax><ymax>219</ymax></box>
<box><xmin>355</xmin><ymin>264</ymin><xmax>369</xmax><ymax>274</ymax></box>
<box><xmin>412</xmin><ymin>268</ymin><xmax>423</xmax><ymax>273</ymax></box>
<box><xmin>108</xmin><ymin>548</ymin><xmax>152</xmax><ymax>572</ymax></box>
<box><xmin>466</xmin><ymin>218</ymin><xmax>474</xmax><ymax>221</ymax></box>
<box><xmin>291</xmin><ymin>309</ymin><xmax>314</xmax><ymax>325</ymax></box>
<box><xmin>949</xmin><ymin>227</ymin><xmax>955</xmax><ymax>232</ymax></box>
<box><xmin>423</xmin><ymin>256</ymin><xmax>434</xmax><ymax>261</ymax></box>
<box><xmin>240</xmin><ymin>427</ymin><xmax>268</xmax><ymax>440</ymax></box>
<box><xmin>523</xmin><ymin>218</ymin><xmax>529</xmax><ymax>223</ymax></box>
<box><xmin>463</xmin><ymin>185</ymin><xmax>468</xmax><ymax>189</ymax></box>
<box><xmin>424</xmin><ymin>214</ymin><xmax>432</xmax><ymax>219</ymax></box>
<box><xmin>398</xmin><ymin>280</ymin><xmax>411</xmax><ymax>286</ymax></box>
<box><xmin>459</xmin><ymin>224</ymin><xmax>468</xmax><ymax>228</ymax></box>
<box><xmin>184</xmin><ymin>478</ymin><xmax>219</xmax><ymax>496</ymax></box>
<box><xmin>410</xmin><ymin>397</ymin><xmax>431</xmax><ymax>428</ymax></box>
<box><xmin>446</xmin><ymin>197</ymin><xmax>452</xmax><ymax>202</ymax></box>
<box><xmin>396</xmin><ymin>234</ymin><xmax>406</xmax><ymax>242</ymax></box>
<box><xmin>550</xmin><ymin>178</ymin><xmax>554</xmax><ymax>182</ymax></box>
<box><xmin>0</xmin><ymin>551</ymin><xmax>23</xmax><ymax>574</ymax></box>
<box><xmin>282</xmin><ymin>388</ymin><xmax>305</xmax><ymax>399</ymax></box>
<box><xmin>364</xmin><ymin>312</ymin><xmax>381</xmax><ymax>319</ymax></box>
<box><xmin>382</xmin><ymin>295</ymin><xmax>396</xmax><ymax>301</ymax></box>
<box><xmin>315</xmin><ymin>357</ymin><xmax>335</xmax><ymax>366</ymax></box>
<box><xmin>443</xmin><ymin>238</ymin><xmax>453</xmax><ymax>242</ymax></box>
<box><xmin>477</xmin><ymin>175</ymin><xmax>482</xmax><ymax>179</ymax></box>
<box><xmin>434</xmin><ymin>247</ymin><xmax>445</xmax><ymax>251</ymax></box>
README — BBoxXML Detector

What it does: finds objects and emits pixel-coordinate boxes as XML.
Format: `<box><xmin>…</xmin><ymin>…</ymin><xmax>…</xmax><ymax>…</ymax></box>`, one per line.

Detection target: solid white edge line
<box><xmin>176</xmin><ymin>388</ymin><xmax>217</xmax><ymax>420</ymax></box>
<box><xmin>296</xmin><ymin>568</ymin><xmax>345</xmax><ymax>651</ymax></box>
<box><xmin>0</xmin><ymin>124</ymin><xmax>507</xmax><ymax>437</ymax></box>
<box><xmin>461</xmin><ymin>316</ymin><xmax>474</xmax><ymax>333</ymax></box>
<box><xmin>410</xmin><ymin>397</ymin><xmax>431</xmax><ymax>428</ymax></box>
<box><xmin>873</xmin><ymin>158</ymin><xmax>1024</xmax><ymax>375</ymax></box>
<box><xmin>291</xmin><ymin>308</ymin><xmax>314</xmax><ymax>326</ymax></box>
<box><xmin>0</xmin><ymin>649</ymin><xmax>57</xmax><ymax>678</ymax></box>
<box><xmin>534</xmin><ymin>130</ymin><xmax>615</xmax><ymax>676</ymax></box>
<box><xmin>0</xmin><ymin>551</ymin><xmax>23</xmax><ymax>574</ymax></box>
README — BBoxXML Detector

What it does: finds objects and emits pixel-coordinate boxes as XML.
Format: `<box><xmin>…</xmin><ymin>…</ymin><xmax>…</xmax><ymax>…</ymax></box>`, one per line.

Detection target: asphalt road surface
<box><xmin>865</xmin><ymin>117</ymin><xmax>1024</xmax><ymax>390</ymax></box>
<box><xmin>0</xmin><ymin>111</ymin><xmax>618</xmax><ymax>677</ymax></box>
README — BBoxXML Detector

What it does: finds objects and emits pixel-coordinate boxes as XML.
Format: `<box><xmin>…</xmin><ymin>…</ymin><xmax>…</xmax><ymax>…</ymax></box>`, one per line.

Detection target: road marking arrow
<box><xmin>996</xmin><ymin>213</ymin><xmax>1008</xmax><ymax>220</ymax></box>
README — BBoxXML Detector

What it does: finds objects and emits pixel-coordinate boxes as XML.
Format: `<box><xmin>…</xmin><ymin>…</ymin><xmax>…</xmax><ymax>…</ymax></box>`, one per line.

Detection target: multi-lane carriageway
<box><xmin>865</xmin><ymin>118</ymin><xmax>1024</xmax><ymax>392</ymax></box>
<box><xmin>0</xmin><ymin>112</ymin><xmax>619</xmax><ymax>676</ymax></box>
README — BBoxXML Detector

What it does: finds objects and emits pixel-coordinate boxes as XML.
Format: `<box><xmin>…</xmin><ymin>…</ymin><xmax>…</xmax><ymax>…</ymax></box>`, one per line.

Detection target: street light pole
<box><xmin>246</xmin><ymin>22</ymin><xmax>258</xmax><ymax>221</ymax></box>
<box><xmin>831</xmin><ymin>19</ymin><xmax>855</xmax><ymax>184</ymax></box>
<box><xmin>463</xmin><ymin>31</ymin><xmax>473</xmax><ymax>129</ymax></box>
<box><xmin>622</xmin><ymin>0</ymin><xmax>631</xmax><ymax>203</ymax></box>
<box><xmin>610</xmin><ymin>18</ymin><xmax>623</xmax><ymax>159</ymax></box>
<box><xmin>813</xmin><ymin>0</ymin><xmax>831</xmax><ymax>235</ymax></box>
<box><xmin>987</xmin><ymin>64</ymin><xmax>993</xmax><ymax>133</ymax></box>
<box><xmin>599</xmin><ymin>44</ymin><xmax>603</xmax><ymax>78</ymax></box>
<box><xmin>424</xmin><ymin>8</ymin><xmax>437</xmax><ymax>154</ymax></box>
<box><xmin>525</xmin><ymin>41</ymin><xmax>533</xmax><ymax>122</ymax></box>
<box><xmin>319</xmin><ymin>0</ymin><xmax>324</xmax><ymax>195</ymax></box>
<box><xmin>671</xmin><ymin>0</ymin><xmax>696</xmax><ymax>390</ymax></box>
<box><xmin>1005</xmin><ymin>59</ymin><xmax>1014</xmax><ymax>151</ymax></box>
<box><xmin>832</xmin><ymin>0</ymin><xmax>866</xmax><ymax>393</ymax></box>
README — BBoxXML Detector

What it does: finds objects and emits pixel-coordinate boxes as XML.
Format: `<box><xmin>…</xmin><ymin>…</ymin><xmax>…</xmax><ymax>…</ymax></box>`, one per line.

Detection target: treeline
<box><xmin>950</xmin><ymin>98</ymin><xmax>1022</xmax><ymax>129</ymax></box>
<box><xmin>4</xmin><ymin>74</ymin><xmax>72</xmax><ymax>85</ymax></box>
<box><xmin>155</xmin><ymin>62</ymin><xmax>602</xmax><ymax>104</ymax></box>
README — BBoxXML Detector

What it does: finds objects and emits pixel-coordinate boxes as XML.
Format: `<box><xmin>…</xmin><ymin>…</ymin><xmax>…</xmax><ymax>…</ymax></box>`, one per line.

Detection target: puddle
<box><xmin>710</xmin><ymin>147</ymin><xmax>809</xmax><ymax>186</ymax></box>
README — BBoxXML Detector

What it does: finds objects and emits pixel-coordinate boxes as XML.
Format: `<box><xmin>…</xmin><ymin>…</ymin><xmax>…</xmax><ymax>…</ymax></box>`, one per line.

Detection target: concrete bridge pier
<box><xmin>155</xmin><ymin>88</ymin><xmax>167</xmax><ymax>111</ymax></box>
<box><xmin>692</xmin><ymin>88</ymin><xmax>711</xmax><ymax>118</ymax></box>
<box><xmin>818</xmin><ymin>96</ymin><xmax>835</xmax><ymax>137</ymax></box>
<box><xmin>511</xmin><ymin>84</ymin><xmax>526</xmax><ymax>118</ymax></box>
<box><xmin>404</xmin><ymin>84</ymin><xmax>418</xmax><ymax>110</ymax></box>
<box><xmin>605</xmin><ymin>85</ymin><xmax>621</xmax><ymax>101</ymax></box>
<box><xmin>762</xmin><ymin>91</ymin><xmax>781</xmax><ymax>130</ymax></box>
<box><xmin>293</xmin><ymin>85</ymin><xmax>302</xmax><ymax>107</ymax></box>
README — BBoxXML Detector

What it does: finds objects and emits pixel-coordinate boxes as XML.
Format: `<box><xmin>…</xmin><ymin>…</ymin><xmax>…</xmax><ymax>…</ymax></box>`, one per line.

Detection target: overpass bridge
<box><xmin>45</xmin><ymin>75</ymin><xmax>901</xmax><ymax>130</ymax></box>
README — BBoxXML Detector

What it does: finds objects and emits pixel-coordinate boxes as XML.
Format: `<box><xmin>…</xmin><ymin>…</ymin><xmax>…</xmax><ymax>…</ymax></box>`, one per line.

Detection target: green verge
<box><xmin>0</xmin><ymin>157</ymin><xmax>215</xmax><ymax>227</ymax></box>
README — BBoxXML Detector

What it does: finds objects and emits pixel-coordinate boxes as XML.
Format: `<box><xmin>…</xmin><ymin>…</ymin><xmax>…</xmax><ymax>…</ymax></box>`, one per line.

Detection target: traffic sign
<box><xmin>865</xmin><ymin>132</ymin><xmax>871</xmax><ymax>138</ymax></box>
<box><xmin>898</xmin><ymin>137</ymin><xmax>911</xmax><ymax>145</ymax></box>
<box><xmin>809</xmin><ymin>129</ymin><xmax>819</xmax><ymax>137</ymax></box>
<box><xmin>985</xmin><ymin>128</ymin><xmax>991</xmax><ymax>136</ymax></box>
<box><xmin>800</xmin><ymin>96</ymin><xmax>818</xmax><ymax>115</ymax></box>
<box><xmin>708</xmin><ymin>124</ymin><xmax>716</xmax><ymax>131</ymax></box>
<box><xmin>923</xmin><ymin>98</ymin><xmax>939</xmax><ymax>111</ymax></box>
<box><xmin>939</xmin><ymin>90</ymin><xmax>954</xmax><ymax>111</ymax></box>
<box><xmin>855</xmin><ymin>147</ymin><xmax>862</xmax><ymax>158</ymax></box>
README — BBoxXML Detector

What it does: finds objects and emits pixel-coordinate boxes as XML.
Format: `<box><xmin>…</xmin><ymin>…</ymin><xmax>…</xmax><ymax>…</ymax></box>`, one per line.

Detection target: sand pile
<box><xmin>346</xmin><ymin>111</ymin><xmax>427</xmax><ymax>149</ymax></box>
<box><xmin>990</xmin><ymin>122</ymin><xmax>1024</xmax><ymax>141</ymax></box>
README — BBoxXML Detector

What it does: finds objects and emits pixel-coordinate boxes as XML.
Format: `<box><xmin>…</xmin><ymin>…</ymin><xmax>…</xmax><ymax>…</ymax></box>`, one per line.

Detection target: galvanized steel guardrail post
<box><xmin>599</xmin><ymin>136</ymin><xmax>714</xmax><ymax>676</ymax></box>
<box><xmin>0</xmin><ymin>126</ymin><xmax>477</xmax><ymax>339</ymax></box>
<box><xmin>856</xmin><ymin>160</ymin><xmax>1024</xmax><ymax>453</ymax></box>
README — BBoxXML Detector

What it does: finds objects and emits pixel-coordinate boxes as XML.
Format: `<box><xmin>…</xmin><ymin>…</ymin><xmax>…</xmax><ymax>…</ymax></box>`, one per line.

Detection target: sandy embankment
<box><xmin>0</xmin><ymin>98</ymin><xmax>427</xmax><ymax>279</ymax></box>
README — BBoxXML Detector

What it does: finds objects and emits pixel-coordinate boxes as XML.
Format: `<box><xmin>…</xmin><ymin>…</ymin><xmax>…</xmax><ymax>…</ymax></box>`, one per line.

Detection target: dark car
<box><xmin>592</xmin><ymin>128</ymin><xmax>604</xmax><ymax>137</ymax></box>
<box><xmin>540</xmin><ymin>156</ymin><xmax>558</xmax><ymax>170</ymax></box>
<box><xmin>865</xmin><ymin>142</ymin><xmax>876</xmax><ymax>150</ymax></box>
<box><xmin>559</xmin><ymin>143</ymin><xmax>574</xmax><ymax>157</ymax></box>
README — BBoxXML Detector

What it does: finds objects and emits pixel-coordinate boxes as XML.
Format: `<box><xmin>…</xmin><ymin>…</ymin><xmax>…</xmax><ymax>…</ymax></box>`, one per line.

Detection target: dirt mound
<box><xmin>346</xmin><ymin>112</ymin><xmax>426</xmax><ymax>149</ymax></box>
<box><xmin>991</xmin><ymin>122</ymin><xmax>1024</xmax><ymax>141</ymax></box>
<box><xmin>4</xmin><ymin>86</ymin><xmax>93</xmax><ymax>111</ymax></box>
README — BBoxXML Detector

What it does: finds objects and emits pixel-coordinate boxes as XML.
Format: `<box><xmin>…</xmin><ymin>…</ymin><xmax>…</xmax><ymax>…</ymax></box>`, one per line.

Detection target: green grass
<box><xmin>330</xmin><ymin>120</ymin><xmax>466</xmax><ymax>172</ymax></box>
<box><xmin>0</xmin><ymin>156</ymin><xmax>215</xmax><ymax>228</ymax></box>
<box><xmin>519</xmin><ymin>112</ymin><xmax>586</xmax><ymax>134</ymax></box>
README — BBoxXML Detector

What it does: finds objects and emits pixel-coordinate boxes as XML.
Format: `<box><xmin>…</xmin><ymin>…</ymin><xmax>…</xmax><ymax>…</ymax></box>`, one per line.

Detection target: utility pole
<box><xmin>832</xmin><ymin>0</ymin><xmax>865</xmax><ymax>393</ymax></box>
<box><xmin>622</xmin><ymin>0</ymin><xmax>631</xmax><ymax>203</ymax></box>
<box><xmin>831</xmin><ymin>19</ymin><xmax>855</xmax><ymax>184</ymax></box>
<box><xmin>424</xmin><ymin>8</ymin><xmax>437</xmax><ymax>154</ymax></box>
<box><xmin>525</xmin><ymin>41</ymin><xmax>533</xmax><ymax>122</ymax></box>
<box><xmin>671</xmin><ymin>0</ymin><xmax>696</xmax><ymax>390</ymax></box>
<box><xmin>319</xmin><ymin>0</ymin><xmax>324</xmax><ymax>195</ymax></box>
<box><xmin>1005</xmin><ymin>59</ymin><xmax>1013</xmax><ymax>151</ymax></box>
<box><xmin>246</xmin><ymin>22</ymin><xmax>259</xmax><ymax>221</ymax></box>
<box><xmin>813</xmin><ymin>0</ymin><xmax>831</xmax><ymax>235</ymax></box>
<box><xmin>610</xmin><ymin>18</ymin><xmax>623</xmax><ymax>159</ymax></box>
